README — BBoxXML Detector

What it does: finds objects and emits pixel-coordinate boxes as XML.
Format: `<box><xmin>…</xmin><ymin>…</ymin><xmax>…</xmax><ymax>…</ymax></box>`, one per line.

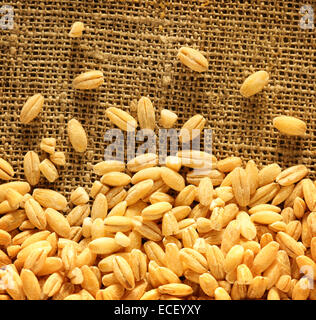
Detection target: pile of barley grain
<box><xmin>0</xmin><ymin>29</ymin><xmax>312</xmax><ymax>300</ymax></box>
<box><xmin>1</xmin><ymin>148</ymin><xmax>314</xmax><ymax>300</ymax></box>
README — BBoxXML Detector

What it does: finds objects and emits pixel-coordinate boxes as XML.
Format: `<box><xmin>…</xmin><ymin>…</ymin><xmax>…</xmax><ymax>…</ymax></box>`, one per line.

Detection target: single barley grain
<box><xmin>105</xmin><ymin>107</ymin><xmax>137</xmax><ymax>132</ymax></box>
<box><xmin>73</xmin><ymin>70</ymin><xmax>104</xmax><ymax>90</ymax></box>
<box><xmin>67</xmin><ymin>118</ymin><xmax>87</xmax><ymax>153</ymax></box>
<box><xmin>165</xmin><ymin>156</ymin><xmax>182</xmax><ymax>172</ymax></box>
<box><xmin>240</xmin><ymin>71</ymin><xmax>269</xmax><ymax>97</ymax></box>
<box><xmin>33</xmin><ymin>189</ymin><xmax>67</xmax><ymax>211</ymax></box>
<box><xmin>159</xmin><ymin>109</ymin><xmax>178</xmax><ymax>128</ymax></box>
<box><xmin>70</xmin><ymin>187</ymin><xmax>89</xmax><ymax>205</ymax></box>
<box><xmin>158</xmin><ymin>283</ymin><xmax>193</xmax><ymax>297</ymax></box>
<box><xmin>137</xmin><ymin>97</ymin><xmax>156</xmax><ymax>130</ymax></box>
<box><xmin>45</xmin><ymin>208</ymin><xmax>71</xmax><ymax>238</ymax></box>
<box><xmin>179</xmin><ymin>114</ymin><xmax>206</xmax><ymax>143</ymax></box>
<box><xmin>20</xmin><ymin>94</ymin><xmax>44</xmax><ymax>124</ymax></box>
<box><xmin>273</xmin><ymin>116</ymin><xmax>307</xmax><ymax>136</ymax></box>
<box><xmin>49</xmin><ymin>152</ymin><xmax>66</xmax><ymax>166</ymax></box>
<box><xmin>69</xmin><ymin>21</ymin><xmax>84</xmax><ymax>37</ymax></box>
<box><xmin>39</xmin><ymin>159</ymin><xmax>59</xmax><ymax>183</ymax></box>
<box><xmin>0</xmin><ymin>158</ymin><xmax>14</xmax><ymax>181</ymax></box>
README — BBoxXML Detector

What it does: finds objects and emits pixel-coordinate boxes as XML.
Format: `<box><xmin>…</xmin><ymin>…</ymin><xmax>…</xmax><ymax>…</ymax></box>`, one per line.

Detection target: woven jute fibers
<box><xmin>0</xmin><ymin>0</ymin><xmax>315</xmax><ymax>195</ymax></box>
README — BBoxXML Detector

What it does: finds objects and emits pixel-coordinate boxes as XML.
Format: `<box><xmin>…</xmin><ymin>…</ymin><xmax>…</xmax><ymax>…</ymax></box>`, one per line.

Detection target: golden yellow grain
<box><xmin>252</xmin><ymin>241</ymin><xmax>280</xmax><ymax>274</ymax></box>
<box><xmin>49</xmin><ymin>152</ymin><xmax>66</xmax><ymax>166</ymax></box>
<box><xmin>91</xmin><ymin>193</ymin><xmax>108</xmax><ymax>220</ymax></box>
<box><xmin>23</xmin><ymin>151</ymin><xmax>40</xmax><ymax>186</ymax></box>
<box><xmin>224</xmin><ymin>245</ymin><xmax>244</xmax><ymax>274</ymax></box>
<box><xmin>137</xmin><ymin>96</ymin><xmax>156</xmax><ymax>130</ymax></box>
<box><xmin>106</xmin><ymin>107</ymin><xmax>137</xmax><ymax>132</ymax></box>
<box><xmin>240</xmin><ymin>71</ymin><xmax>269</xmax><ymax>97</ymax></box>
<box><xmin>113</xmin><ymin>256</ymin><xmax>135</xmax><ymax>290</ymax></box>
<box><xmin>81</xmin><ymin>265</ymin><xmax>100</xmax><ymax>297</ymax></box>
<box><xmin>160</xmin><ymin>167</ymin><xmax>185</xmax><ymax>192</ymax></box>
<box><xmin>159</xmin><ymin>109</ymin><xmax>178</xmax><ymax>128</ymax></box>
<box><xmin>158</xmin><ymin>283</ymin><xmax>193</xmax><ymax>297</ymax></box>
<box><xmin>20</xmin><ymin>94</ymin><xmax>44</xmax><ymax>124</ymax></box>
<box><xmin>179</xmin><ymin>114</ymin><xmax>206</xmax><ymax>143</ymax></box>
<box><xmin>273</xmin><ymin>116</ymin><xmax>307</xmax><ymax>136</ymax></box>
<box><xmin>73</xmin><ymin>70</ymin><xmax>104</xmax><ymax>90</ymax></box>
<box><xmin>276</xmin><ymin>165</ymin><xmax>308</xmax><ymax>186</ymax></box>
<box><xmin>214</xmin><ymin>287</ymin><xmax>231</xmax><ymax>300</ymax></box>
<box><xmin>69</xmin><ymin>21</ymin><xmax>84</xmax><ymax>38</ymax></box>
<box><xmin>20</xmin><ymin>268</ymin><xmax>41</xmax><ymax>300</ymax></box>
<box><xmin>177</xmin><ymin>47</ymin><xmax>208</xmax><ymax>72</ymax></box>
<box><xmin>67</xmin><ymin>118</ymin><xmax>88</xmax><ymax>152</ymax></box>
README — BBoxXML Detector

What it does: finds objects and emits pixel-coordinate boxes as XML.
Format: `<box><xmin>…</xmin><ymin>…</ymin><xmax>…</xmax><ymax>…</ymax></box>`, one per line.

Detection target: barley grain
<box><xmin>177</xmin><ymin>47</ymin><xmax>208</xmax><ymax>72</ymax></box>
<box><xmin>273</xmin><ymin>116</ymin><xmax>307</xmax><ymax>136</ymax></box>
<box><xmin>159</xmin><ymin>109</ymin><xmax>178</xmax><ymax>128</ymax></box>
<box><xmin>73</xmin><ymin>70</ymin><xmax>104</xmax><ymax>90</ymax></box>
<box><xmin>69</xmin><ymin>21</ymin><xmax>84</xmax><ymax>37</ymax></box>
<box><xmin>137</xmin><ymin>97</ymin><xmax>156</xmax><ymax>130</ymax></box>
<box><xmin>240</xmin><ymin>71</ymin><xmax>269</xmax><ymax>97</ymax></box>
<box><xmin>20</xmin><ymin>94</ymin><xmax>44</xmax><ymax>124</ymax></box>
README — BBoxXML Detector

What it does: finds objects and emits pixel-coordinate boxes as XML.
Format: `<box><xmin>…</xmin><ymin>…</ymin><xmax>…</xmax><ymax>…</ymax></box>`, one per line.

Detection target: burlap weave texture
<box><xmin>0</xmin><ymin>1</ymin><xmax>315</xmax><ymax>194</ymax></box>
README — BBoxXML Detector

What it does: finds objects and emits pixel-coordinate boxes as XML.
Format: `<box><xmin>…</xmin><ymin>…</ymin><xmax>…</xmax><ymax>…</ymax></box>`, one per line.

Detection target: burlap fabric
<box><xmin>0</xmin><ymin>1</ymin><xmax>315</xmax><ymax>195</ymax></box>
